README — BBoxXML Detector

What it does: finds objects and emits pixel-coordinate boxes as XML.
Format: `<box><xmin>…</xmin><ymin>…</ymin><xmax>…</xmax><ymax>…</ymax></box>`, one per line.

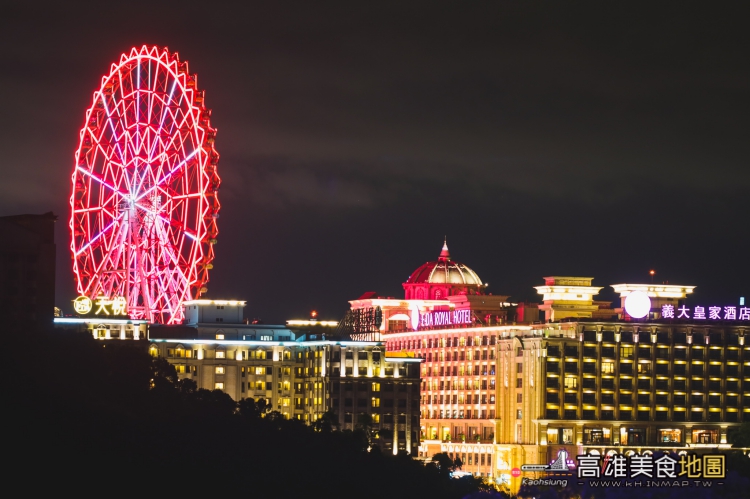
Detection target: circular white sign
<box><xmin>624</xmin><ymin>291</ymin><xmax>651</xmax><ymax>319</ymax></box>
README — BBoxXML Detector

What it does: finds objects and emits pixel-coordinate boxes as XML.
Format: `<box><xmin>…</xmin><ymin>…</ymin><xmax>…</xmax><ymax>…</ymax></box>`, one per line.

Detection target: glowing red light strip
<box><xmin>134</xmin><ymin>148</ymin><xmax>199</xmax><ymax>202</ymax></box>
<box><xmin>76</xmin><ymin>166</ymin><xmax>128</xmax><ymax>199</ymax></box>
<box><xmin>74</xmin><ymin>219</ymin><xmax>117</xmax><ymax>256</ymax></box>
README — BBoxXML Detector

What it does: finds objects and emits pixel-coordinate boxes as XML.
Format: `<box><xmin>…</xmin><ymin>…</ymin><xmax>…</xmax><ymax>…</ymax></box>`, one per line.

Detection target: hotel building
<box><xmin>346</xmin><ymin>243</ymin><xmax>750</xmax><ymax>486</ymax></box>
<box><xmin>149</xmin><ymin>300</ymin><xmax>422</xmax><ymax>455</ymax></box>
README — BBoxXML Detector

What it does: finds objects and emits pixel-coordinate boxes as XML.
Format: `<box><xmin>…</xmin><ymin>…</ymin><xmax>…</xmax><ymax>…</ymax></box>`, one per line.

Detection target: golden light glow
<box><xmin>73</xmin><ymin>295</ymin><xmax>93</xmax><ymax>314</ymax></box>
<box><xmin>611</xmin><ymin>283</ymin><xmax>696</xmax><ymax>299</ymax></box>
<box><xmin>286</xmin><ymin>320</ymin><xmax>339</xmax><ymax>327</ymax></box>
<box><xmin>184</xmin><ymin>299</ymin><xmax>246</xmax><ymax>306</ymax></box>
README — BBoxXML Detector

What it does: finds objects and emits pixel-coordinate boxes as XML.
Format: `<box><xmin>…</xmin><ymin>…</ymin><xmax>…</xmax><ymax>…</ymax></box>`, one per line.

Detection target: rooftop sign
<box><xmin>417</xmin><ymin>309</ymin><xmax>472</xmax><ymax>329</ymax></box>
<box><xmin>662</xmin><ymin>305</ymin><xmax>750</xmax><ymax>321</ymax></box>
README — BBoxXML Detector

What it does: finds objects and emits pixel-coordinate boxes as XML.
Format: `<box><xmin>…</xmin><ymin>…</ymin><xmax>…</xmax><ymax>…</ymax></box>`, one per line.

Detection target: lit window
<box><xmin>547</xmin><ymin>428</ymin><xmax>559</xmax><ymax>444</ymax></box>
<box><xmin>216</xmin><ymin>334</ymin><xmax>224</xmax><ymax>339</ymax></box>
<box><xmin>215</xmin><ymin>382</ymin><xmax>224</xmax><ymax>390</ymax></box>
<box><xmin>215</xmin><ymin>366</ymin><xmax>225</xmax><ymax>374</ymax></box>
<box><xmin>372</xmin><ymin>397</ymin><xmax>380</xmax><ymax>408</ymax></box>
<box><xmin>602</xmin><ymin>362</ymin><xmax>614</xmax><ymax>374</ymax></box>
<box><xmin>564</xmin><ymin>376</ymin><xmax>578</xmax><ymax>389</ymax></box>
<box><xmin>562</xmin><ymin>428</ymin><xmax>574</xmax><ymax>444</ymax></box>
<box><xmin>216</xmin><ymin>351</ymin><xmax>225</xmax><ymax>359</ymax></box>
<box><xmin>372</xmin><ymin>382</ymin><xmax>381</xmax><ymax>392</ymax></box>
<box><xmin>255</xmin><ymin>367</ymin><xmax>265</xmax><ymax>375</ymax></box>
<box><xmin>659</xmin><ymin>429</ymin><xmax>682</xmax><ymax>443</ymax></box>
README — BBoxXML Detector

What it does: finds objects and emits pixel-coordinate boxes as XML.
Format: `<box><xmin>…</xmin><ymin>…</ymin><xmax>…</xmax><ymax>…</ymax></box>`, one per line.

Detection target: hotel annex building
<box><xmin>148</xmin><ymin>301</ymin><xmax>422</xmax><ymax>455</ymax></box>
<box><xmin>348</xmin><ymin>243</ymin><xmax>750</xmax><ymax>485</ymax></box>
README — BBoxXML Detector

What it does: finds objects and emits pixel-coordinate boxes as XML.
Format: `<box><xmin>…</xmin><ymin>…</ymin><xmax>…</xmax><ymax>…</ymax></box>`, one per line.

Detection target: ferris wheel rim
<box><xmin>70</xmin><ymin>45</ymin><xmax>220</xmax><ymax>324</ymax></box>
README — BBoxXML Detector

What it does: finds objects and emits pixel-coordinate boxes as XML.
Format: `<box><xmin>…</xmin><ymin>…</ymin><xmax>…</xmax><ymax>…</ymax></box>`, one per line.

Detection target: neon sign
<box><xmin>624</xmin><ymin>291</ymin><xmax>651</xmax><ymax>319</ymax></box>
<box><xmin>73</xmin><ymin>295</ymin><xmax>127</xmax><ymax>316</ymax></box>
<box><xmin>662</xmin><ymin>304</ymin><xmax>750</xmax><ymax>321</ymax></box>
<box><xmin>418</xmin><ymin>309</ymin><xmax>471</xmax><ymax>328</ymax></box>
<box><xmin>73</xmin><ymin>296</ymin><xmax>93</xmax><ymax>314</ymax></box>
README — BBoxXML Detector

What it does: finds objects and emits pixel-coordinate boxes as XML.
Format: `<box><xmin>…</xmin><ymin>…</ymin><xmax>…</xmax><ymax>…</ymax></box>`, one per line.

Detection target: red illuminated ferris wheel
<box><xmin>70</xmin><ymin>46</ymin><xmax>220</xmax><ymax>324</ymax></box>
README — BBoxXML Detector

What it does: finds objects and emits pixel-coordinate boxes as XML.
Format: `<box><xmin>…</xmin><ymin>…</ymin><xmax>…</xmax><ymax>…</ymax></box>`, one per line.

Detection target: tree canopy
<box><xmin>4</xmin><ymin>329</ymin><xmax>491</xmax><ymax>498</ymax></box>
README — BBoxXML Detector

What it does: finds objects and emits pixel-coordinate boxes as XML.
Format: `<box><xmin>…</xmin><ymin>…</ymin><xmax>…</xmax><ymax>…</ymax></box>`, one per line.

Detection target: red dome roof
<box><xmin>405</xmin><ymin>242</ymin><xmax>483</xmax><ymax>285</ymax></box>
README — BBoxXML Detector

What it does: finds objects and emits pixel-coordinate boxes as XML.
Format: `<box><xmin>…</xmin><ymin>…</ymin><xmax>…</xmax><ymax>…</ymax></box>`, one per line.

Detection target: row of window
<box><xmin>571</xmin><ymin>330</ymin><xmax>747</xmax><ymax>344</ymax></box>
<box><xmin>423</xmin><ymin>379</ymin><xmax>497</xmax><ymax>390</ymax></box>
<box><xmin>545</xmin><ymin>408</ymin><xmax>743</xmax><ymax>422</ymax></box>
<box><xmin>421</xmin><ymin>350</ymin><xmax>496</xmax><ymax>361</ymax></box>
<box><xmin>331</xmin><ymin>381</ymin><xmax>410</xmax><ymax>392</ymax></box>
<box><xmin>549</xmin><ymin>361</ymin><xmax>746</xmax><ymax>376</ymax></box>
<box><xmin>551</xmin><ymin>376</ymin><xmax>748</xmax><ymax>391</ymax></box>
<box><xmin>334</xmin><ymin>397</ymin><xmax>406</xmax><ymax>408</ymax></box>
<box><xmin>395</xmin><ymin>335</ymin><xmax>499</xmax><ymax>349</ymax></box>
<box><xmin>164</xmin><ymin>348</ymin><xmax>294</xmax><ymax>360</ymax></box>
<box><xmin>547</xmin><ymin>426</ymin><xmax>721</xmax><ymax>445</ymax></box>
<box><xmin>551</xmin><ymin>341</ymin><xmax>746</xmax><ymax>359</ymax></box>
<box><xmin>445</xmin><ymin>452</ymin><xmax>492</xmax><ymax>467</ymax></box>
<box><xmin>424</xmin><ymin>394</ymin><xmax>496</xmax><ymax>404</ymax></box>
<box><xmin>548</xmin><ymin>392</ymin><xmax>740</xmax><ymax>406</ymax></box>
<box><xmin>424</xmin><ymin>409</ymin><xmax>496</xmax><ymax>419</ymax></box>
<box><xmin>423</xmin><ymin>365</ymin><xmax>496</xmax><ymax>376</ymax></box>
<box><xmin>551</xmin><ymin>348</ymin><xmax>745</xmax><ymax>362</ymax></box>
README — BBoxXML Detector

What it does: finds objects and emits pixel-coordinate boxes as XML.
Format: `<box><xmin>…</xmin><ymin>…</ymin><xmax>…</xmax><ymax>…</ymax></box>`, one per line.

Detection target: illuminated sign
<box><xmin>662</xmin><ymin>304</ymin><xmax>750</xmax><ymax>321</ymax></box>
<box><xmin>73</xmin><ymin>295</ymin><xmax>127</xmax><ymax>316</ymax></box>
<box><xmin>521</xmin><ymin>449</ymin><xmax>575</xmax><ymax>472</ymax></box>
<box><xmin>624</xmin><ymin>291</ymin><xmax>651</xmax><ymax>319</ymax></box>
<box><xmin>418</xmin><ymin>309</ymin><xmax>471</xmax><ymax>328</ymax></box>
<box><xmin>577</xmin><ymin>451</ymin><xmax>725</xmax><ymax>482</ymax></box>
<box><xmin>73</xmin><ymin>295</ymin><xmax>93</xmax><ymax>314</ymax></box>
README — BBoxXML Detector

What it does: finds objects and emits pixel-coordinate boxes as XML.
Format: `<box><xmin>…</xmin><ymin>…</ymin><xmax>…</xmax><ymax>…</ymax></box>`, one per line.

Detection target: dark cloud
<box><xmin>1</xmin><ymin>1</ymin><xmax>748</xmax><ymax>321</ymax></box>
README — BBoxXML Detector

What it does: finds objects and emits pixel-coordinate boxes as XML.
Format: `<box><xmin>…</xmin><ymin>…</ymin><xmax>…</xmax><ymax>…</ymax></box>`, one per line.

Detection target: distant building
<box><xmin>53</xmin><ymin>316</ymin><xmax>148</xmax><ymax>340</ymax></box>
<box><xmin>0</xmin><ymin>212</ymin><xmax>56</xmax><ymax>330</ymax></box>
<box><xmin>150</xmin><ymin>299</ymin><xmax>422</xmax><ymax>455</ymax></box>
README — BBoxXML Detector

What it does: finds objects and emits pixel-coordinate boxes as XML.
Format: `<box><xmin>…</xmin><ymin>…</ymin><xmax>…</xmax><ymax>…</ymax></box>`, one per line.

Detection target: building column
<box><xmin>405</xmin><ymin>380</ymin><xmax>412</xmax><ymax>453</ymax></box>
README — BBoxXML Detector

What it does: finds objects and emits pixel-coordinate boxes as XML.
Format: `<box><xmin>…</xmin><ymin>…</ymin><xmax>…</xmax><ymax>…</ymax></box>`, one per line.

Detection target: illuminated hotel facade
<box><xmin>347</xmin><ymin>243</ymin><xmax>750</xmax><ymax>485</ymax></box>
<box><xmin>149</xmin><ymin>300</ymin><xmax>421</xmax><ymax>455</ymax></box>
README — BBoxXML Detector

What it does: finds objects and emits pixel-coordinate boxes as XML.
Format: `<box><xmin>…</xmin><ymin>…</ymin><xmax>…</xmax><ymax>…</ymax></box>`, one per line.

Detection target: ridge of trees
<box><xmin>4</xmin><ymin>329</ymin><xmax>493</xmax><ymax>498</ymax></box>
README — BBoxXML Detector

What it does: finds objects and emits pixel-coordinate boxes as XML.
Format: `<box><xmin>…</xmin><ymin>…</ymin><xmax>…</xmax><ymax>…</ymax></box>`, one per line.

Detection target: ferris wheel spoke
<box><xmin>74</xmin><ymin>218</ymin><xmax>118</xmax><ymax>257</ymax></box>
<box><xmin>99</xmin><ymin>93</ymin><xmax>130</xmax><ymax>179</ymax></box>
<box><xmin>76</xmin><ymin>166</ymin><xmax>129</xmax><ymax>200</ymax></box>
<box><xmin>134</xmin><ymin>148</ymin><xmax>200</xmax><ymax>203</ymax></box>
<box><xmin>80</xmin><ymin>219</ymin><xmax>128</xmax><ymax>295</ymax></box>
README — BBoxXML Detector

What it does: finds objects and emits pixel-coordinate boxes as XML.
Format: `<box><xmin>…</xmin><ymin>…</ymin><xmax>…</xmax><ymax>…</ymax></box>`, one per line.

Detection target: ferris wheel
<box><xmin>70</xmin><ymin>46</ymin><xmax>220</xmax><ymax>324</ymax></box>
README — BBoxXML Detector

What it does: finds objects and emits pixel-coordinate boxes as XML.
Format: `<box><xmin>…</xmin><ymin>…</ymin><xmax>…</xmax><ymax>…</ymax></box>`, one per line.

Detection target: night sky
<box><xmin>2</xmin><ymin>1</ymin><xmax>748</xmax><ymax>322</ymax></box>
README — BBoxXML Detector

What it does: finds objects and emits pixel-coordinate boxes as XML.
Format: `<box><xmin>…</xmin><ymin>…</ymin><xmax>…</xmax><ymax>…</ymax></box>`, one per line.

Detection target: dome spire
<box><xmin>439</xmin><ymin>237</ymin><xmax>450</xmax><ymax>261</ymax></box>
